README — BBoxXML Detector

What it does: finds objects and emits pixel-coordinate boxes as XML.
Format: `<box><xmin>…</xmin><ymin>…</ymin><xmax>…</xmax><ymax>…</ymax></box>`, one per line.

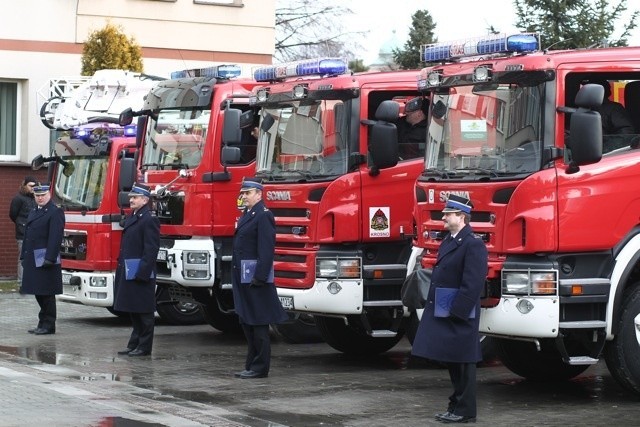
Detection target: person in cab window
<box><xmin>589</xmin><ymin>79</ymin><xmax>635</xmax><ymax>135</ymax></box>
<box><xmin>397</xmin><ymin>97</ymin><xmax>428</xmax><ymax>159</ymax></box>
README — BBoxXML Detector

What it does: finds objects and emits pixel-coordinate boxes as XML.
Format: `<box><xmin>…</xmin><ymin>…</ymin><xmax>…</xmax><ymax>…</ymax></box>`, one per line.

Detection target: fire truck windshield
<box><xmin>52</xmin><ymin>155</ymin><xmax>108</xmax><ymax>211</ymax></box>
<box><xmin>141</xmin><ymin>108</ymin><xmax>208</xmax><ymax>170</ymax></box>
<box><xmin>255</xmin><ymin>100</ymin><xmax>349</xmax><ymax>179</ymax></box>
<box><xmin>425</xmin><ymin>82</ymin><xmax>544</xmax><ymax>177</ymax></box>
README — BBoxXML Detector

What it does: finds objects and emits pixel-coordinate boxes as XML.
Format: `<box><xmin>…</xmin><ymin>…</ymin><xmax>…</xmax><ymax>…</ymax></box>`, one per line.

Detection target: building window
<box><xmin>194</xmin><ymin>0</ymin><xmax>243</xmax><ymax>6</ymax></box>
<box><xmin>0</xmin><ymin>81</ymin><xmax>18</xmax><ymax>158</ymax></box>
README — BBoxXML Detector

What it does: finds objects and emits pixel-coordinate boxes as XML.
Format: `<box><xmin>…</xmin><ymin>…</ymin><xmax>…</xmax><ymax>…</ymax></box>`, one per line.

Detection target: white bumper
<box><xmin>277</xmin><ymin>279</ymin><xmax>363</xmax><ymax>315</ymax></box>
<box><xmin>480</xmin><ymin>295</ymin><xmax>560</xmax><ymax>338</ymax></box>
<box><xmin>156</xmin><ymin>237</ymin><xmax>216</xmax><ymax>288</ymax></box>
<box><xmin>57</xmin><ymin>270</ymin><xmax>114</xmax><ymax>307</ymax></box>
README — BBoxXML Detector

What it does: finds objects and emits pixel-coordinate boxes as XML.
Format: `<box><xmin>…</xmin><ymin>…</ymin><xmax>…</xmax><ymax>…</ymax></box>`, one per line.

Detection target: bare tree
<box><xmin>275</xmin><ymin>0</ymin><xmax>364</xmax><ymax>62</ymax></box>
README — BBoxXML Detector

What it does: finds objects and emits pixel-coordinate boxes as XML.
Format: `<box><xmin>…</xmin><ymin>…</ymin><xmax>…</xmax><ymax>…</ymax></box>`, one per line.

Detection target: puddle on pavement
<box><xmin>93</xmin><ymin>417</ymin><xmax>167</xmax><ymax>426</ymax></box>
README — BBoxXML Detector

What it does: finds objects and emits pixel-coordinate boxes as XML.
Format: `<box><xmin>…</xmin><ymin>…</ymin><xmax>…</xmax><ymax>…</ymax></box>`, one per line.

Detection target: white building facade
<box><xmin>0</xmin><ymin>0</ymin><xmax>275</xmax><ymax>165</ymax></box>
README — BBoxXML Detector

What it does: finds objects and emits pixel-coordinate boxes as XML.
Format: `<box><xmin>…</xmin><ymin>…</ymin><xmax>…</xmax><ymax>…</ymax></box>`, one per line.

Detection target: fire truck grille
<box><xmin>60</xmin><ymin>234</ymin><xmax>87</xmax><ymax>260</ymax></box>
<box><xmin>364</xmin><ymin>285</ymin><xmax>401</xmax><ymax>302</ymax></box>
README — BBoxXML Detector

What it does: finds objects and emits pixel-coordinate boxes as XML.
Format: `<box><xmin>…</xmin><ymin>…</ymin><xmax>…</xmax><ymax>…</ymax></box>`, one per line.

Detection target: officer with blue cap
<box><xmin>412</xmin><ymin>193</ymin><xmax>488</xmax><ymax>424</ymax></box>
<box><xmin>232</xmin><ymin>177</ymin><xmax>287</xmax><ymax>379</ymax></box>
<box><xmin>21</xmin><ymin>182</ymin><xmax>65</xmax><ymax>335</ymax></box>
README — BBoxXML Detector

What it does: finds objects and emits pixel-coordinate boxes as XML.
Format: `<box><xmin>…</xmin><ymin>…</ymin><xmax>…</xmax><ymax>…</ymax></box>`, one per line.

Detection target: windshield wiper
<box><xmin>455</xmin><ymin>167</ymin><xmax>500</xmax><ymax>177</ymax></box>
<box><xmin>423</xmin><ymin>168</ymin><xmax>457</xmax><ymax>178</ymax></box>
<box><xmin>287</xmin><ymin>170</ymin><xmax>314</xmax><ymax>181</ymax></box>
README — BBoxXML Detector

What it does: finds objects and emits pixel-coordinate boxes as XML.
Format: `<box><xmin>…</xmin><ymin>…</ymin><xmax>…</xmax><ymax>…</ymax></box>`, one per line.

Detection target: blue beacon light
<box><xmin>124</xmin><ymin>124</ymin><xmax>137</xmax><ymax>137</ymax></box>
<box><xmin>253</xmin><ymin>58</ymin><xmax>348</xmax><ymax>82</ymax></box>
<box><xmin>170</xmin><ymin>64</ymin><xmax>242</xmax><ymax>79</ymax></box>
<box><xmin>421</xmin><ymin>33</ymin><xmax>539</xmax><ymax>63</ymax></box>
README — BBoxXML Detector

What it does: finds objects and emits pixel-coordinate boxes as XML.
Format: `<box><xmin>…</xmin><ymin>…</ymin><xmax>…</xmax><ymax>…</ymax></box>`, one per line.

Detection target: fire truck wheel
<box><xmin>494</xmin><ymin>338</ymin><xmax>589</xmax><ymax>381</ymax></box>
<box><xmin>272</xmin><ymin>314</ymin><xmax>323</xmax><ymax>344</ymax></box>
<box><xmin>200</xmin><ymin>302</ymin><xmax>243</xmax><ymax>334</ymax></box>
<box><xmin>155</xmin><ymin>287</ymin><xmax>206</xmax><ymax>326</ymax></box>
<box><xmin>315</xmin><ymin>315</ymin><xmax>404</xmax><ymax>355</ymax></box>
<box><xmin>604</xmin><ymin>283</ymin><xmax>640</xmax><ymax>395</ymax></box>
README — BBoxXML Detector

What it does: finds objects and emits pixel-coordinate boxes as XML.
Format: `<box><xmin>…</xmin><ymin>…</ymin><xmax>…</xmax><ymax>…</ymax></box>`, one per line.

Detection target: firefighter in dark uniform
<box><xmin>232</xmin><ymin>178</ymin><xmax>288</xmax><ymax>379</ymax></box>
<box><xmin>412</xmin><ymin>194</ymin><xmax>488</xmax><ymax>424</ymax></box>
<box><xmin>397</xmin><ymin>96</ymin><xmax>428</xmax><ymax>159</ymax></box>
<box><xmin>113</xmin><ymin>183</ymin><xmax>160</xmax><ymax>357</ymax></box>
<box><xmin>21</xmin><ymin>183</ymin><xmax>64</xmax><ymax>335</ymax></box>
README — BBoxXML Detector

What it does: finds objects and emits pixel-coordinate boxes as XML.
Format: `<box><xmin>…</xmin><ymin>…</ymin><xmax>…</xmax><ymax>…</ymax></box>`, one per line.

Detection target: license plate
<box><xmin>279</xmin><ymin>296</ymin><xmax>294</xmax><ymax>310</ymax></box>
<box><xmin>157</xmin><ymin>249</ymin><xmax>167</xmax><ymax>261</ymax></box>
<box><xmin>62</xmin><ymin>273</ymin><xmax>72</xmax><ymax>285</ymax></box>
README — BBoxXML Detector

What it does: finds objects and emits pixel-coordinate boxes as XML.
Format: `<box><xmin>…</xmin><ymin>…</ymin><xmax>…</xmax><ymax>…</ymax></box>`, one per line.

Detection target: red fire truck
<box><xmin>32</xmin><ymin>70</ymin><xmax>204</xmax><ymax>324</ymax></box>
<box><xmin>245</xmin><ymin>59</ymin><xmax>426</xmax><ymax>353</ymax></box>
<box><xmin>412</xmin><ymin>33</ymin><xmax>640</xmax><ymax>394</ymax></box>
<box><xmin>117</xmin><ymin>65</ymin><xmax>261</xmax><ymax>332</ymax></box>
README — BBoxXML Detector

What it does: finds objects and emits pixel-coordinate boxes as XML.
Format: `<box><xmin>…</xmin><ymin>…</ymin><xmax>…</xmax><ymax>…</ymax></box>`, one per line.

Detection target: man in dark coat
<box><xmin>232</xmin><ymin>178</ymin><xmax>287</xmax><ymax>379</ymax></box>
<box><xmin>21</xmin><ymin>183</ymin><xmax>64</xmax><ymax>335</ymax></box>
<box><xmin>9</xmin><ymin>176</ymin><xmax>37</xmax><ymax>287</ymax></box>
<box><xmin>113</xmin><ymin>183</ymin><xmax>160</xmax><ymax>357</ymax></box>
<box><xmin>412</xmin><ymin>194</ymin><xmax>488</xmax><ymax>424</ymax></box>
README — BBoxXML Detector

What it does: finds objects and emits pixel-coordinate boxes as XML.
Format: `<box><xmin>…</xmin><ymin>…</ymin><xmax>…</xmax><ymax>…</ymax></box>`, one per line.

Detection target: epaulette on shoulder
<box><xmin>263</xmin><ymin>207</ymin><xmax>269</xmax><ymax>211</ymax></box>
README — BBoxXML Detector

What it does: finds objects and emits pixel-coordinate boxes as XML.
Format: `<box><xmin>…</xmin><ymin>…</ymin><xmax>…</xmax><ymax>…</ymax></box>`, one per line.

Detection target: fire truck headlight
<box><xmin>502</xmin><ymin>270</ymin><xmax>557</xmax><ymax>296</ymax></box>
<box><xmin>185</xmin><ymin>251</ymin><xmax>209</xmax><ymax>265</ymax></box>
<box><xmin>89</xmin><ymin>276</ymin><xmax>107</xmax><ymax>288</ymax></box>
<box><xmin>316</xmin><ymin>258</ymin><xmax>361</xmax><ymax>279</ymax></box>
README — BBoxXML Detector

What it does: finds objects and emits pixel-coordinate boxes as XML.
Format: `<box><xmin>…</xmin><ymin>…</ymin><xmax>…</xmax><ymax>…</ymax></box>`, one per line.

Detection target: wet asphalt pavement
<box><xmin>0</xmin><ymin>291</ymin><xmax>639</xmax><ymax>427</ymax></box>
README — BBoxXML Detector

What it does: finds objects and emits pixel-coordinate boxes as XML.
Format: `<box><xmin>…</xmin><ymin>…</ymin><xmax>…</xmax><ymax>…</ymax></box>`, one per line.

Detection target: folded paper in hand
<box><xmin>240</xmin><ymin>259</ymin><xmax>274</xmax><ymax>284</ymax></box>
<box><xmin>434</xmin><ymin>287</ymin><xmax>476</xmax><ymax>319</ymax></box>
<box><xmin>34</xmin><ymin>248</ymin><xmax>60</xmax><ymax>267</ymax></box>
<box><xmin>125</xmin><ymin>258</ymin><xmax>155</xmax><ymax>281</ymax></box>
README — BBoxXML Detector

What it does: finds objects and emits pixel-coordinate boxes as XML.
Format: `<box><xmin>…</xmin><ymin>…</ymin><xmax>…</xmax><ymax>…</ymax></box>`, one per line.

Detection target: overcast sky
<box><xmin>347</xmin><ymin>0</ymin><xmax>640</xmax><ymax>63</ymax></box>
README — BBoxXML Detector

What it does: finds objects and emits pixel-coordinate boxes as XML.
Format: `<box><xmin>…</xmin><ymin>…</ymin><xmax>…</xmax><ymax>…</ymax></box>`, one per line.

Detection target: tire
<box><xmin>494</xmin><ymin>337</ymin><xmax>589</xmax><ymax>381</ymax></box>
<box><xmin>106</xmin><ymin>307</ymin><xmax>127</xmax><ymax>318</ymax></box>
<box><xmin>201</xmin><ymin>301</ymin><xmax>243</xmax><ymax>334</ymax></box>
<box><xmin>273</xmin><ymin>314</ymin><xmax>324</xmax><ymax>344</ymax></box>
<box><xmin>315</xmin><ymin>315</ymin><xmax>404</xmax><ymax>356</ymax></box>
<box><xmin>604</xmin><ymin>283</ymin><xmax>640</xmax><ymax>395</ymax></box>
<box><xmin>155</xmin><ymin>287</ymin><xmax>205</xmax><ymax>325</ymax></box>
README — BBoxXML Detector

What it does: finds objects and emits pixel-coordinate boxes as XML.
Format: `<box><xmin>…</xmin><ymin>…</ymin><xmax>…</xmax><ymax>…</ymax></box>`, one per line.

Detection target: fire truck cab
<box><xmin>413</xmin><ymin>33</ymin><xmax>640</xmax><ymax>395</ymax></box>
<box><xmin>246</xmin><ymin>59</ymin><xmax>426</xmax><ymax>354</ymax></box>
<box><xmin>118</xmin><ymin>65</ymin><xmax>261</xmax><ymax>333</ymax></box>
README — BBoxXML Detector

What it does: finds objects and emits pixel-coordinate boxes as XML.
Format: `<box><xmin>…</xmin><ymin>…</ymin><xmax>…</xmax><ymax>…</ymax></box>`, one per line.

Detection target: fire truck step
<box><xmin>370</xmin><ymin>330</ymin><xmax>398</xmax><ymax>338</ymax></box>
<box><xmin>567</xmin><ymin>356</ymin><xmax>599</xmax><ymax>365</ymax></box>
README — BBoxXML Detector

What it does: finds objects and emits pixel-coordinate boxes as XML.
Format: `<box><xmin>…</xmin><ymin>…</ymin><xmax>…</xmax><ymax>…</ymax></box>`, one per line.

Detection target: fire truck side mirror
<box><xmin>222</xmin><ymin>108</ymin><xmax>242</xmax><ymax>145</ymax></box>
<box><xmin>31</xmin><ymin>154</ymin><xmax>46</xmax><ymax>170</ymax></box>
<box><xmin>564</xmin><ymin>83</ymin><xmax>604</xmax><ymax>173</ymax></box>
<box><xmin>118</xmin><ymin>157</ymin><xmax>137</xmax><ymax>208</ymax></box>
<box><xmin>119</xmin><ymin>108</ymin><xmax>134</xmax><ymax>126</ymax></box>
<box><xmin>368</xmin><ymin>100</ymin><xmax>400</xmax><ymax>174</ymax></box>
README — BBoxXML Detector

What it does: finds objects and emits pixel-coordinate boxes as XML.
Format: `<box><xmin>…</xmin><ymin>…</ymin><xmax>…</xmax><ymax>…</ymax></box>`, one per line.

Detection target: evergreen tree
<box><xmin>81</xmin><ymin>23</ymin><xmax>144</xmax><ymax>75</ymax></box>
<box><xmin>393</xmin><ymin>10</ymin><xmax>437</xmax><ymax>70</ymax></box>
<box><xmin>515</xmin><ymin>0</ymin><xmax>638</xmax><ymax>50</ymax></box>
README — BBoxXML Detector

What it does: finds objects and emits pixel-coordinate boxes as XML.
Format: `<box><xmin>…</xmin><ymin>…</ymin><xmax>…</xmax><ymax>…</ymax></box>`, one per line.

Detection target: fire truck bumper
<box><xmin>480</xmin><ymin>295</ymin><xmax>560</xmax><ymax>338</ymax></box>
<box><xmin>57</xmin><ymin>270</ymin><xmax>115</xmax><ymax>307</ymax></box>
<box><xmin>277</xmin><ymin>279</ymin><xmax>363</xmax><ymax>315</ymax></box>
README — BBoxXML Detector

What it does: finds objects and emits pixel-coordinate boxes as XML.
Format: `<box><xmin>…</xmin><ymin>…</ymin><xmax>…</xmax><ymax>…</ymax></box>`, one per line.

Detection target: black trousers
<box><xmin>446</xmin><ymin>362</ymin><xmax>477</xmax><ymax>417</ymax></box>
<box><xmin>35</xmin><ymin>295</ymin><xmax>56</xmax><ymax>331</ymax></box>
<box><xmin>240</xmin><ymin>323</ymin><xmax>270</xmax><ymax>375</ymax></box>
<box><xmin>126</xmin><ymin>312</ymin><xmax>155</xmax><ymax>352</ymax></box>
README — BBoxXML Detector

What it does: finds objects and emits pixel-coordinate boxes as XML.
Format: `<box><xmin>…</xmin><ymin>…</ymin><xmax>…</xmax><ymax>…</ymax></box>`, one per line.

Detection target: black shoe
<box><xmin>437</xmin><ymin>412</ymin><xmax>476</xmax><ymax>423</ymax></box>
<box><xmin>435</xmin><ymin>412</ymin><xmax>452</xmax><ymax>421</ymax></box>
<box><xmin>239</xmin><ymin>370</ymin><xmax>268</xmax><ymax>379</ymax></box>
<box><xmin>117</xmin><ymin>348</ymin><xmax>134</xmax><ymax>355</ymax></box>
<box><xmin>28</xmin><ymin>327</ymin><xmax>39</xmax><ymax>334</ymax></box>
<box><xmin>234</xmin><ymin>370</ymin><xmax>251</xmax><ymax>378</ymax></box>
<box><xmin>128</xmin><ymin>349</ymin><xmax>151</xmax><ymax>357</ymax></box>
<box><xmin>32</xmin><ymin>328</ymin><xmax>55</xmax><ymax>335</ymax></box>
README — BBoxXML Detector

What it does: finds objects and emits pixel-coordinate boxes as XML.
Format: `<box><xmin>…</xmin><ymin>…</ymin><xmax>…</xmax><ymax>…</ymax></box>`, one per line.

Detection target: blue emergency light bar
<box><xmin>253</xmin><ymin>58</ymin><xmax>348</xmax><ymax>82</ymax></box>
<box><xmin>170</xmin><ymin>64</ymin><xmax>242</xmax><ymax>79</ymax></box>
<box><xmin>421</xmin><ymin>33</ymin><xmax>539</xmax><ymax>63</ymax></box>
<box><xmin>124</xmin><ymin>124</ymin><xmax>137</xmax><ymax>136</ymax></box>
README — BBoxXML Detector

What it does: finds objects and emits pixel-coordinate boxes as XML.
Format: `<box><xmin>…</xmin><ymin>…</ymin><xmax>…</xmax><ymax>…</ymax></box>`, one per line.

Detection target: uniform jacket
<box><xmin>20</xmin><ymin>200</ymin><xmax>64</xmax><ymax>295</ymax></box>
<box><xmin>232</xmin><ymin>199</ymin><xmax>288</xmax><ymax>326</ymax></box>
<box><xmin>9</xmin><ymin>191</ymin><xmax>35</xmax><ymax>240</ymax></box>
<box><xmin>412</xmin><ymin>224</ymin><xmax>488</xmax><ymax>363</ymax></box>
<box><xmin>113</xmin><ymin>204</ymin><xmax>160</xmax><ymax>313</ymax></box>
